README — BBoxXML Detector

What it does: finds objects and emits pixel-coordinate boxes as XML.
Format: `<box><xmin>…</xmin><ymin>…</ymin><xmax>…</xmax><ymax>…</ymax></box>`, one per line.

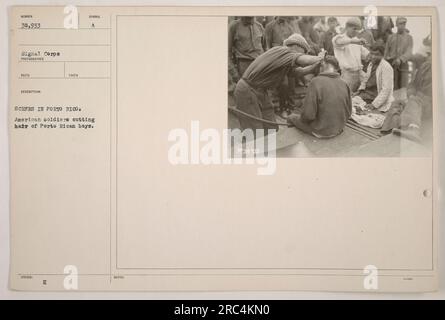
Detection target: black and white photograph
<box><xmin>228</xmin><ymin>15</ymin><xmax>433</xmax><ymax>157</ymax></box>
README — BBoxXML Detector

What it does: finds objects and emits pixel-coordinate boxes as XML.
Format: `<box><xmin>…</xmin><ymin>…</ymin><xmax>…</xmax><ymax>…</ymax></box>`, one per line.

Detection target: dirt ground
<box><xmin>227</xmin><ymin>89</ymin><xmax>432</xmax><ymax>158</ymax></box>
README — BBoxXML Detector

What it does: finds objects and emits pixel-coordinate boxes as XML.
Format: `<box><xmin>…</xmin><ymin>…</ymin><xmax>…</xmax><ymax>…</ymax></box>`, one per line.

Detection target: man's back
<box><xmin>301</xmin><ymin>72</ymin><xmax>352</xmax><ymax>137</ymax></box>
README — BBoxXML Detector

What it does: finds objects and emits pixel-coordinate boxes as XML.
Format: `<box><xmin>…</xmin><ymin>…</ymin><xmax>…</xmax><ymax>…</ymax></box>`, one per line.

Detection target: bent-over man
<box><xmin>234</xmin><ymin>34</ymin><xmax>324</xmax><ymax>134</ymax></box>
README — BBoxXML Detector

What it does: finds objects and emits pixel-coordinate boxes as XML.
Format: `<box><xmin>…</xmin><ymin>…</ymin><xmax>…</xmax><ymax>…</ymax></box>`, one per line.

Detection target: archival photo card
<box><xmin>8</xmin><ymin>6</ymin><xmax>439</xmax><ymax>292</ymax></box>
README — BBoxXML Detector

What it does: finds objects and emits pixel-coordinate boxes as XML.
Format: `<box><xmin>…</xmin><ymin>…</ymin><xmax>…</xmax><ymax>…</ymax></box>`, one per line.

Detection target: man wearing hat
<box><xmin>332</xmin><ymin>17</ymin><xmax>370</xmax><ymax>92</ymax></box>
<box><xmin>384</xmin><ymin>16</ymin><xmax>413</xmax><ymax>90</ymax></box>
<box><xmin>234</xmin><ymin>33</ymin><xmax>324</xmax><ymax>133</ymax></box>
<box><xmin>287</xmin><ymin>55</ymin><xmax>352</xmax><ymax>138</ymax></box>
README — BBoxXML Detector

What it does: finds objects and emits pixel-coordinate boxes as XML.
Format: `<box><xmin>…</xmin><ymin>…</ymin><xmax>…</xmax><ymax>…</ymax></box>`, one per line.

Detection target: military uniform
<box><xmin>228</xmin><ymin>18</ymin><xmax>265</xmax><ymax>78</ymax></box>
<box><xmin>385</xmin><ymin>29</ymin><xmax>413</xmax><ymax>89</ymax></box>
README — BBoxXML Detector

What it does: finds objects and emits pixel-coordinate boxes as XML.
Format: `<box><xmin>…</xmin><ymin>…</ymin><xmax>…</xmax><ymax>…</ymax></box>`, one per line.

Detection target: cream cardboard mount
<box><xmin>8</xmin><ymin>6</ymin><xmax>439</xmax><ymax>292</ymax></box>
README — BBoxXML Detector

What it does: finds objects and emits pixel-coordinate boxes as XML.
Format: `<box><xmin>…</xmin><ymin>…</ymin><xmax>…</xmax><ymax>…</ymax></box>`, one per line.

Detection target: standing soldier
<box><xmin>265</xmin><ymin>17</ymin><xmax>301</xmax><ymax>117</ymax></box>
<box><xmin>265</xmin><ymin>16</ymin><xmax>298</xmax><ymax>49</ymax></box>
<box><xmin>298</xmin><ymin>16</ymin><xmax>321</xmax><ymax>54</ymax></box>
<box><xmin>228</xmin><ymin>16</ymin><xmax>265</xmax><ymax>79</ymax></box>
<box><xmin>319</xmin><ymin>17</ymin><xmax>339</xmax><ymax>56</ymax></box>
<box><xmin>384</xmin><ymin>16</ymin><xmax>413</xmax><ymax>90</ymax></box>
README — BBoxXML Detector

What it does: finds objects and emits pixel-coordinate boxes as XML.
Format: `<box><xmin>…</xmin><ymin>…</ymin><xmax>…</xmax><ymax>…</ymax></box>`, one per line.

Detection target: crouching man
<box><xmin>287</xmin><ymin>56</ymin><xmax>352</xmax><ymax>138</ymax></box>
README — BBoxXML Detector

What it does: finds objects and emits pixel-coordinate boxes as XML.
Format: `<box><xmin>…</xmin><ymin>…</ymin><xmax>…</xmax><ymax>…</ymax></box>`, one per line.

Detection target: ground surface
<box><xmin>228</xmin><ymin>89</ymin><xmax>432</xmax><ymax>158</ymax></box>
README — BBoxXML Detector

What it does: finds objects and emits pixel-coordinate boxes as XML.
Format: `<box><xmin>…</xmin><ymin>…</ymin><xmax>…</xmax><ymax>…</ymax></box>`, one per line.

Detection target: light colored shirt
<box><xmin>332</xmin><ymin>33</ymin><xmax>369</xmax><ymax>71</ymax></box>
<box><xmin>358</xmin><ymin>59</ymin><xmax>394</xmax><ymax>111</ymax></box>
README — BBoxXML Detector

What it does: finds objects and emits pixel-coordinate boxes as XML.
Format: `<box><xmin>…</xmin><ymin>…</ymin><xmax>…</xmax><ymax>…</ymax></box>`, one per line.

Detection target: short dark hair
<box><xmin>370</xmin><ymin>43</ymin><xmax>385</xmax><ymax>55</ymax></box>
<box><xmin>324</xmin><ymin>55</ymin><xmax>339</xmax><ymax>70</ymax></box>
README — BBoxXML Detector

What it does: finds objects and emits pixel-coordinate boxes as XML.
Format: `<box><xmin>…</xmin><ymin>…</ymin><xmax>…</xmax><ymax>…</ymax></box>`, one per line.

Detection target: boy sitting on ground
<box><xmin>287</xmin><ymin>56</ymin><xmax>352</xmax><ymax>138</ymax></box>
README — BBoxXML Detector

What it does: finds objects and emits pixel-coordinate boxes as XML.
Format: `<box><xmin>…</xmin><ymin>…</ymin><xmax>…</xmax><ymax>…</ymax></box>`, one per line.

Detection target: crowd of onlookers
<box><xmin>229</xmin><ymin>16</ymin><xmax>410</xmax><ymax>110</ymax></box>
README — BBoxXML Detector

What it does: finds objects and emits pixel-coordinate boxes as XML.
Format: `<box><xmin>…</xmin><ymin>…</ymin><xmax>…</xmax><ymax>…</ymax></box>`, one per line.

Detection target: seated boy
<box><xmin>287</xmin><ymin>56</ymin><xmax>352</xmax><ymax>138</ymax></box>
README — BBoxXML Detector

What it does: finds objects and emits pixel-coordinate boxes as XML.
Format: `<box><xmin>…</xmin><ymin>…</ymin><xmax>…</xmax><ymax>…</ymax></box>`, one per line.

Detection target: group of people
<box><xmin>229</xmin><ymin>15</ymin><xmax>432</xmax><ymax>142</ymax></box>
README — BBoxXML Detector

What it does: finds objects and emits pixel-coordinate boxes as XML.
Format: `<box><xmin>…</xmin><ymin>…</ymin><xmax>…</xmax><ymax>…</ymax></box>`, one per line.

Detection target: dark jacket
<box><xmin>407</xmin><ymin>56</ymin><xmax>432</xmax><ymax>99</ymax></box>
<box><xmin>301</xmin><ymin>72</ymin><xmax>352</xmax><ymax>137</ymax></box>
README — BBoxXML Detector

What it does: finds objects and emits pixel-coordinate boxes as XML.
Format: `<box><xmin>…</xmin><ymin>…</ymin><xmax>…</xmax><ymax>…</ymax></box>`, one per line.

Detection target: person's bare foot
<box><xmin>287</xmin><ymin>113</ymin><xmax>301</xmax><ymax>127</ymax></box>
<box><xmin>392</xmin><ymin>127</ymin><xmax>422</xmax><ymax>143</ymax></box>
